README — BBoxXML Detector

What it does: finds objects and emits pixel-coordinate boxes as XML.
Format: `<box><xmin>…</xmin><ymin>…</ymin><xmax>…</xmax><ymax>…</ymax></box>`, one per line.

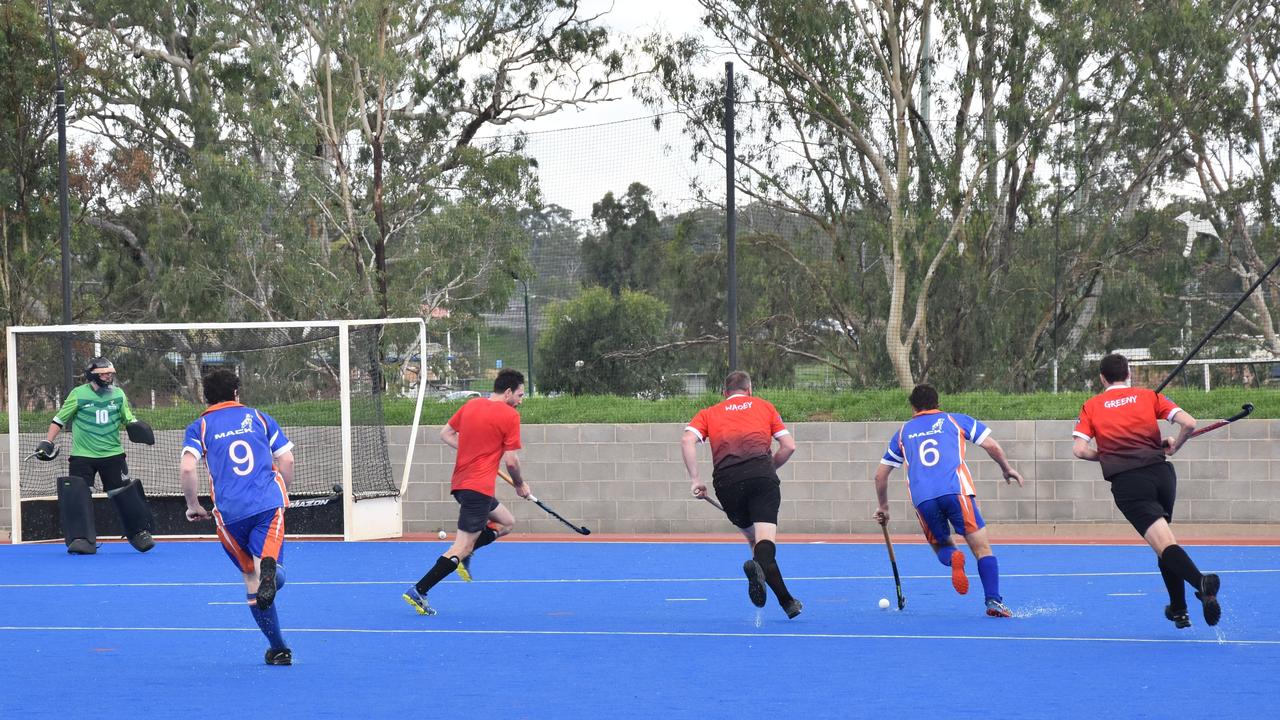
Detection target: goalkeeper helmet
<box><xmin>85</xmin><ymin>357</ymin><xmax>116</xmax><ymax>386</ymax></box>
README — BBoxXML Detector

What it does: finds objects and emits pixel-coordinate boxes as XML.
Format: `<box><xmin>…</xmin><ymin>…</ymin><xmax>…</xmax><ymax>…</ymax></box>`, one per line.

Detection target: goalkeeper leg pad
<box><xmin>107</xmin><ymin>479</ymin><xmax>156</xmax><ymax>552</ymax></box>
<box><xmin>57</xmin><ymin>476</ymin><xmax>97</xmax><ymax>554</ymax></box>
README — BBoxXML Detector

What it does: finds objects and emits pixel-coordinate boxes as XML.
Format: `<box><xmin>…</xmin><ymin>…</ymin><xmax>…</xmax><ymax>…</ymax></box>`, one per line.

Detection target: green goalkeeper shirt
<box><xmin>52</xmin><ymin>384</ymin><xmax>138</xmax><ymax>458</ymax></box>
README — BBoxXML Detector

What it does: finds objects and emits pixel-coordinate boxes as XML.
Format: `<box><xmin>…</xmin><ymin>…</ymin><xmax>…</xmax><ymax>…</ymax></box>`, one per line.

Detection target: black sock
<box><xmin>1159</xmin><ymin>544</ymin><xmax>1203</xmax><ymax>592</ymax></box>
<box><xmin>474</xmin><ymin>527</ymin><xmax>499</xmax><ymax>551</ymax></box>
<box><xmin>415</xmin><ymin>555</ymin><xmax>460</xmax><ymax>595</ymax></box>
<box><xmin>753</xmin><ymin>540</ymin><xmax>794</xmax><ymax>605</ymax></box>
<box><xmin>1157</xmin><ymin>554</ymin><xmax>1187</xmax><ymax>610</ymax></box>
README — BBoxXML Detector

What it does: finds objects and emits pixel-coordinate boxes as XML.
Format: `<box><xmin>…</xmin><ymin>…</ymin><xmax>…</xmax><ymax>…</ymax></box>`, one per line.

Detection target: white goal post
<box><xmin>6</xmin><ymin>318</ymin><xmax>428</xmax><ymax>542</ymax></box>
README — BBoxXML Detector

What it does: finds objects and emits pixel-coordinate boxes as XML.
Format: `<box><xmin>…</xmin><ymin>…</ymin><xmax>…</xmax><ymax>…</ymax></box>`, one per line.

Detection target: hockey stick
<box><xmin>1155</xmin><ymin>251</ymin><xmax>1280</xmax><ymax>393</ymax></box>
<box><xmin>1189</xmin><ymin>403</ymin><xmax>1254</xmax><ymax>439</ymax></box>
<box><xmin>700</xmin><ymin>494</ymin><xmax>724</xmax><ymax>512</ymax></box>
<box><xmin>881</xmin><ymin>523</ymin><xmax>906</xmax><ymax>611</ymax></box>
<box><xmin>497</xmin><ymin>468</ymin><xmax>591</xmax><ymax>535</ymax></box>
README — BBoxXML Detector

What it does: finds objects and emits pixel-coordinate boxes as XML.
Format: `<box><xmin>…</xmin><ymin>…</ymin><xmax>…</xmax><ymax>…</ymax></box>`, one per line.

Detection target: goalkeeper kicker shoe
<box><xmin>128</xmin><ymin>531</ymin><xmax>155</xmax><ymax>553</ymax></box>
<box><xmin>402</xmin><ymin>586</ymin><xmax>437</xmax><ymax>616</ymax></box>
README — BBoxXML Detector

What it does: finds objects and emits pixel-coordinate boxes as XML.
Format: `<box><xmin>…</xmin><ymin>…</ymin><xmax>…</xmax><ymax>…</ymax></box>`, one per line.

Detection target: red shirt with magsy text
<box><xmin>448</xmin><ymin>397</ymin><xmax>521</xmax><ymax>496</ymax></box>
<box><xmin>686</xmin><ymin>394</ymin><xmax>789</xmax><ymax>480</ymax></box>
<box><xmin>1073</xmin><ymin>386</ymin><xmax>1181</xmax><ymax>479</ymax></box>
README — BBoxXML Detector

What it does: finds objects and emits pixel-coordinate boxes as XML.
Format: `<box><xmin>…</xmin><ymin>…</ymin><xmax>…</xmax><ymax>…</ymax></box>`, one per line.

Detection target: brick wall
<box><xmin>6</xmin><ymin>420</ymin><xmax>1280</xmax><ymax>540</ymax></box>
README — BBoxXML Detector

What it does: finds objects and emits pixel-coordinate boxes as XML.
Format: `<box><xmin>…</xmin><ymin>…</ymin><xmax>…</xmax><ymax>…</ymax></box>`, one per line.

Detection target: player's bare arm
<box><xmin>681</xmin><ymin>430</ymin><xmax>706</xmax><ymax>498</ymax></box>
<box><xmin>179</xmin><ymin>453</ymin><xmax>209</xmax><ymax>521</ymax></box>
<box><xmin>503</xmin><ymin>450</ymin><xmax>532</xmax><ymax>498</ymax></box>
<box><xmin>872</xmin><ymin>463</ymin><xmax>893</xmax><ymax>525</ymax></box>
<box><xmin>772</xmin><ymin>433</ymin><xmax>796</xmax><ymax>470</ymax></box>
<box><xmin>979</xmin><ymin>436</ymin><xmax>1024</xmax><ymax>485</ymax></box>
<box><xmin>276</xmin><ymin>450</ymin><xmax>296</xmax><ymax>488</ymax></box>
<box><xmin>440</xmin><ymin>424</ymin><xmax>460</xmax><ymax>449</ymax></box>
<box><xmin>1164</xmin><ymin>411</ymin><xmax>1198</xmax><ymax>455</ymax></box>
<box><xmin>1072</xmin><ymin>437</ymin><xmax>1100</xmax><ymax>462</ymax></box>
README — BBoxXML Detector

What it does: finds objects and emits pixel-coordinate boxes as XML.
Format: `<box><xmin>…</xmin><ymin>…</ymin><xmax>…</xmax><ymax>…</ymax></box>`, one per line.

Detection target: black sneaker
<box><xmin>783</xmin><ymin>598</ymin><xmax>803</xmax><ymax>619</ymax></box>
<box><xmin>743</xmin><ymin>560</ymin><xmax>767</xmax><ymax>608</ymax></box>
<box><xmin>1164</xmin><ymin>605</ymin><xmax>1191</xmax><ymax>629</ymax></box>
<box><xmin>67</xmin><ymin>538</ymin><xmax>97</xmax><ymax>555</ymax></box>
<box><xmin>265</xmin><ymin>647</ymin><xmax>292</xmax><ymax>666</ymax></box>
<box><xmin>1195</xmin><ymin>574</ymin><xmax>1221</xmax><ymax>626</ymax></box>
<box><xmin>257</xmin><ymin>557</ymin><xmax>279</xmax><ymax>610</ymax></box>
<box><xmin>128</xmin><ymin>531</ymin><xmax>155</xmax><ymax>553</ymax></box>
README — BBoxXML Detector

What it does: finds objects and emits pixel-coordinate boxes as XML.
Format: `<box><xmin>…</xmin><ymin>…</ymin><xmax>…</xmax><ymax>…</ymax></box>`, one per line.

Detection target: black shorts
<box><xmin>713</xmin><ymin>471</ymin><xmax>782</xmax><ymax>530</ymax></box>
<box><xmin>452</xmin><ymin>489</ymin><xmax>499</xmax><ymax>533</ymax></box>
<box><xmin>1109</xmin><ymin>462</ymin><xmax>1177</xmax><ymax>535</ymax></box>
<box><xmin>68</xmin><ymin>454</ymin><xmax>130</xmax><ymax>493</ymax></box>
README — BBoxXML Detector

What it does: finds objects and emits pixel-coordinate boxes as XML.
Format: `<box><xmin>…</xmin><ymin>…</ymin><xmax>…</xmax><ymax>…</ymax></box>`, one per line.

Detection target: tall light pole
<box><xmin>44</xmin><ymin>0</ymin><xmax>74</xmax><ymax>393</ymax></box>
<box><xmin>512</xmin><ymin>274</ymin><xmax>534</xmax><ymax>395</ymax></box>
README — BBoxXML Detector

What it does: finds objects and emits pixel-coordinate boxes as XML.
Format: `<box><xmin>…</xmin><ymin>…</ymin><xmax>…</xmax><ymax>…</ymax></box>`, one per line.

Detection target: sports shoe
<box><xmin>743</xmin><ymin>559</ymin><xmax>767</xmax><ymax>608</ymax></box>
<box><xmin>950</xmin><ymin>549</ymin><xmax>969</xmax><ymax>595</ymax></box>
<box><xmin>1195</xmin><ymin>573</ymin><xmax>1221</xmax><ymax>626</ymax></box>
<box><xmin>1164</xmin><ymin>605</ymin><xmax>1192</xmax><ymax>629</ymax></box>
<box><xmin>402</xmin><ymin>586</ymin><xmax>437</xmax><ymax>616</ymax></box>
<box><xmin>67</xmin><ymin>538</ymin><xmax>97</xmax><ymax>555</ymax></box>
<box><xmin>783</xmin><ymin>598</ymin><xmax>803</xmax><ymax>619</ymax></box>
<box><xmin>264</xmin><ymin>647</ymin><xmax>292</xmax><ymax>666</ymax></box>
<box><xmin>128</xmin><ymin>531</ymin><xmax>155</xmax><ymax>553</ymax></box>
<box><xmin>984</xmin><ymin>598</ymin><xmax>1013</xmax><ymax>618</ymax></box>
<box><xmin>456</xmin><ymin>555</ymin><xmax>473</xmax><ymax>582</ymax></box>
<box><xmin>257</xmin><ymin>557</ymin><xmax>278</xmax><ymax>610</ymax></box>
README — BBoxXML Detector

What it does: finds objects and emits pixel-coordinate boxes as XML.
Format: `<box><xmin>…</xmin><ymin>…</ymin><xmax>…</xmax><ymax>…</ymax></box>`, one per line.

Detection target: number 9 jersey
<box><xmin>880</xmin><ymin>410</ymin><xmax>992</xmax><ymax>504</ymax></box>
<box><xmin>182</xmin><ymin>401</ymin><xmax>295</xmax><ymax>524</ymax></box>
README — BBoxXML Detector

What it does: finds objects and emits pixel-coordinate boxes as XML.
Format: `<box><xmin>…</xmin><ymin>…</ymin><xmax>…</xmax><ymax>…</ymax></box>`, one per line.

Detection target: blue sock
<box><xmin>977</xmin><ymin>555</ymin><xmax>1000</xmax><ymax>601</ymax></box>
<box><xmin>248</xmin><ymin>593</ymin><xmax>286</xmax><ymax>650</ymax></box>
<box><xmin>936</xmin><ymin>546</ymin><xmax>955</xmax><ymax>566</ymax></box>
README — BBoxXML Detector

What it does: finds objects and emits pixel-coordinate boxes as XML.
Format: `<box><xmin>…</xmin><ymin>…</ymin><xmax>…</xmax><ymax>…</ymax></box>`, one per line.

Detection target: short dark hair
<box><xmin>724</xmin><ymin>370</ymin><xmax>752</xmax><ymax>394</ymax></box>
<box><xmin>1099</xmin><ymin>353</ymin><xmax>1129</xmax><ymax>383</ymax></box>
<box><xmin>203</xmin><ymin>368</ymin><xmax>240</xmax><ymax>405</ymax></box>
<box><xmin>494</xmin><ymin>368</ymin><xmax>525</xmax><ymax>394</ymax></box>
<box><xmin>909</xmin><ymin>384</ymin><xmax>939</xmax><ymax>411</ymax></box>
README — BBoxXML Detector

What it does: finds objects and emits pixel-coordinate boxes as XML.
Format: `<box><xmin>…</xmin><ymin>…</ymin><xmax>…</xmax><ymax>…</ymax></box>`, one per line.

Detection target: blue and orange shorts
<box><xmin>216</xmin><ymin>507</ymin><xmax>286</xmax><ymax>574</ymax></box>
<box><xmin>915</xmin><ymin>493</ymin><xmax>986</xmax><ymax>546</ymax></box>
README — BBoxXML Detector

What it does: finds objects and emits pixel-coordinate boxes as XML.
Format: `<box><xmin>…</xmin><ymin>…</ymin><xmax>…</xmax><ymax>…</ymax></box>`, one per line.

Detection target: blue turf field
<box><xmin>2</xmin><ymin>540</ymin><xmax>1278</xmax><ymax>719</ymax></box>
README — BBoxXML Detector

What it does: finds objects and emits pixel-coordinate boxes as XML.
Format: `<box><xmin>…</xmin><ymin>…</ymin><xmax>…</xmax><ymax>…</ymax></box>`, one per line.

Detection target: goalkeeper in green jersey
<box><xmin>35</xmin><ymin>357</ymin><xmax>158</xmax><ymax>553</ymax></box>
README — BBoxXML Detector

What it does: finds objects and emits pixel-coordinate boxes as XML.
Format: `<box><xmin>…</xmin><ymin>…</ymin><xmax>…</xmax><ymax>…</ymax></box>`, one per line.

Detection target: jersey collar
<box><xmin>1103</xmin><ymin>382</ymin><xmax>1132</xmax><ymax>391</ymax></box>
<box><xmin>202</xmin><ymin>400</ymin><xmax>245</xmax><ymax>416</ymax></box>
<box><xmin>911</xmin><ymin>408</ymin><xmax>942</xmax><ymax>417</ymax></box>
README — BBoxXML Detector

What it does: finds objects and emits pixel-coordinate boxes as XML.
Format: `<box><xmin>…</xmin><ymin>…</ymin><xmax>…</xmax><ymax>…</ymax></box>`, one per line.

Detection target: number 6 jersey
<box><xmin>880</xmin><ymin>410</ymin><xmax>992</xmax><ymax>504</ymax></box>
<box><xmin>182</xmin><ymin>401</ymin><xmax>294</xmax><ymax>523</ymax></box>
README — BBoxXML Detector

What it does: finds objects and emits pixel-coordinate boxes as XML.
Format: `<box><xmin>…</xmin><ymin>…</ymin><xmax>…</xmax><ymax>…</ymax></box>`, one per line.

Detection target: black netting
<box><xmin>12</xmin><ymin>324</ymin><xmax>414</xmax><ymax>502</ymax></box>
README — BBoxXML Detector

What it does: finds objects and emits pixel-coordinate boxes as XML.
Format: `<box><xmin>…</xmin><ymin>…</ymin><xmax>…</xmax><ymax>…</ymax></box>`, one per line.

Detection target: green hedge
<box><xmin>6</xmin><ymin>387</ymin><xmax>1273</xmax><ymax>431</ymax></box>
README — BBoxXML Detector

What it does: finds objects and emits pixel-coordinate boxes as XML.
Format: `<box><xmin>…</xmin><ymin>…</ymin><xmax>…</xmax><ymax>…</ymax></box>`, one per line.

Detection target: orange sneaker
<box><xmin>950</xmin><ymin>550</ymin><xmax>969</xmax><ymax>595</ymax></box>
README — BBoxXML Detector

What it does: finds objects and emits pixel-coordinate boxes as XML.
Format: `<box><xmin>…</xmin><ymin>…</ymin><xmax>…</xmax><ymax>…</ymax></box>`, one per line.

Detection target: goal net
<box><xmin>6</xmin><ymin>319</ymin><xmax>427</xmax><ymax>542</ymax></box>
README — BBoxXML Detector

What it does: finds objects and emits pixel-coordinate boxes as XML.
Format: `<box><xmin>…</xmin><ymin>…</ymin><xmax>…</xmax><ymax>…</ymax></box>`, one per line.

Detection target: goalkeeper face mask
<box><xmin>86</xmin><ymin>358</ymin><xmax>116</xmax><ymax>388</ymax></box>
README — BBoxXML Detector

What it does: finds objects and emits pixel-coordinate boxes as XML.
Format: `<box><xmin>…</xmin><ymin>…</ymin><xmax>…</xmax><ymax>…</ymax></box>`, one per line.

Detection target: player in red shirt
<box><xmin>682</xmin><ymin>371</ymin><xmax>801</xmax><ymax>619</ymax></box>
<box><xmin>1072</xmin><ymin>353</ymin><xmax>1220</xmax><ymax>628</ymax></box>
<box><xmin>403</xmin><ymin>369</ymin><xmax>533</xmax><ymax>615</ymax></box>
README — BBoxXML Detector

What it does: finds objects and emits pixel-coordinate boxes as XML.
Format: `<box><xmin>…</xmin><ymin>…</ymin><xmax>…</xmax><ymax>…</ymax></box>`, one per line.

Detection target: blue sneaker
<box><xmin>402</xmin><ymin>586</ymin><xmax>437</xmax><ymax>616</ymax></box>
<box><xmin>984</xmin><ymin>598</ymin><xmax>1013</xmax><ymax>617</ymax></box>
<box><xmin>456</xmin><ymin>555</ymin><xmax>473</xmax><ymax>582</ymax></box>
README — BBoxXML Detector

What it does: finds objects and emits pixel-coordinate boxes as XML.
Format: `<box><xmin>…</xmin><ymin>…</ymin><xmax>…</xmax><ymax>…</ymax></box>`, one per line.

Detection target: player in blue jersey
<box><xmin>180</xmin><ymin>369</ymin><xmax>296</xmax><ymax>665</ymax></box>
<box><xmin>873</xmin><ymin>385</ymin><xmax>1025</xmax><ymax>617</ymax></box>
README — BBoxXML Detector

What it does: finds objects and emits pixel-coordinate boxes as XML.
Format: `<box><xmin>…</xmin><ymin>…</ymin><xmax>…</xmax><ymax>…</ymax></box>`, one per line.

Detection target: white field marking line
<box><xmin>207</xmin><ymin>601</ymin><xmax>244</xmax><ymax>605</ymax></box>
<box><xmin>3</xmin><ymin>568</ymin><xmax>1277</xmax><ymax>589</ymax></box>
<box><xmin>664</xmin><ymin>598</ymin><xmax>708</xmax><ymax>602</ymax></box>
<box><xmin>1107</xmin><ymin>593</ymin><xmax>1148</xmax><ymax>597</ymax></box>
<box><xmin>0</xmin><ymin>625</ymin><xmax>1276</xmax><ymax>647</ymax></box>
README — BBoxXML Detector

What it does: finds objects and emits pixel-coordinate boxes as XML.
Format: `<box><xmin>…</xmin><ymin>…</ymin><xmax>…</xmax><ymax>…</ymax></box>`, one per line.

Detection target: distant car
<box><xmin>438</xmin><ymin>390</ymin><xmax>482</xmax><ymax>403</ymax></box>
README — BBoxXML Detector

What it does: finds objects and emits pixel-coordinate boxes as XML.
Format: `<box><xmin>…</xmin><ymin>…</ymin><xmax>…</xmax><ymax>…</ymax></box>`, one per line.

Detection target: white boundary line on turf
<box><xmin>0</xmin><ymin>624</ymin><xmax>1275</xmax><ymax>646</ymax></box>
<box><xmin>2</xmin><ymin>567</ymin><xmax>1278</xmax><ymax>589</ymax></box>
